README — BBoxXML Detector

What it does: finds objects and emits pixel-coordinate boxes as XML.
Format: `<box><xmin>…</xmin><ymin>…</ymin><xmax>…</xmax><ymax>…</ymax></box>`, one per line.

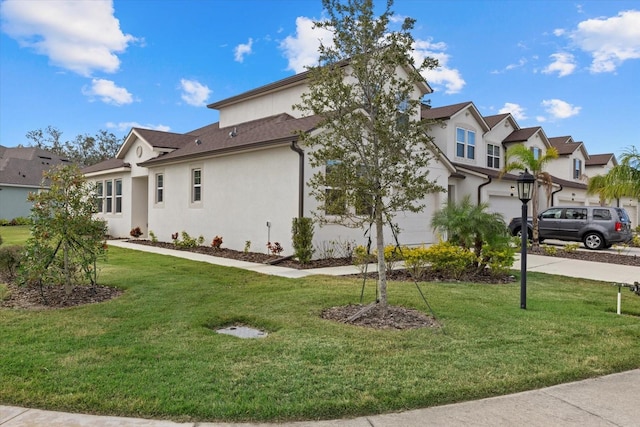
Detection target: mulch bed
<box><xmin>0</xmin><ymin>282</ymin><xmax>123</xmax><ymax>310</ymax></box>
<box><xmin>321</xmin><ymin>303</ymin><xmax>440</xmax><ymax>330</ymax></box>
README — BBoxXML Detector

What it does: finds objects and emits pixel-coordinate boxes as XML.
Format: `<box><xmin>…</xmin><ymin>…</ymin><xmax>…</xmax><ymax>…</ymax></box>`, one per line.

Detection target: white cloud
<box><xmin>280</xmin><ymin>16</ymin><xmax>333</xmax><ymax>73</ymax></box>
<box><xmin>179</xmin><ymin>79</ymin><xmax>211</xmax><ymax>107</ymax></box>
<box><xmin>568</xmin><ymin>10</ymin><xmax>640</xmax><ymax>73</ymax></box>
<box><xmin>541</xmin><ymin>99</ymin><xmax>581</xmax><ymax>119</ymax></box>
<box><xmin>234</xmin><ymin>38</ymin><xmax>253</xmax><ymax>63</ymax></box>
<box><xmin>412</xmin><ymin>39</ymin><xmax>465</xmax><ymax>94</ymax></box>
<box><xmin>279</xmin><ymin>16</ymin><xmax>465</xmax><ymax>93</ymax></box>
<box><xmin>82</xmin><ymin>79</ymin><xmax>133</xmax><ymax>105</ymax></box>
<box><xmin>106</xmin><ymin>122</ymin><xmax>171</xmax><ymax>132</ymax></box>
<box><xmin>499</xmin><ymin>103</ymin><xmax>527</xmax><ymax>121</ymax></box>
<box><xmin>542</xmin><ymin>52</ymin><xmax>576</xmax><ymax>77</ymax></box>
<box><xmin>0</xmin><ymin>0</ymin><xmax>138</xmax><ymax>76</ymax></box>
<box><xmin>536</xmin><ymin>116</ymin><xmax>547</xmax><ymax>123</ymax></box>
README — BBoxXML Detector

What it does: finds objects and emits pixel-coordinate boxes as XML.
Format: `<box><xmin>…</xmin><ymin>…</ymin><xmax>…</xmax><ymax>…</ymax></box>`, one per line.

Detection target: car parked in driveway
<box><xmin>508</xmin><ymin>206</ymin><xmax>633</xmax><ymax>250</ymax></box>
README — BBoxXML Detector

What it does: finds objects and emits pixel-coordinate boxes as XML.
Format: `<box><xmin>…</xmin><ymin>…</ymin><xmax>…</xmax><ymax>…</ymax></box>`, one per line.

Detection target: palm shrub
<box><xmin>431</xmin><ymin>195</ymin><xmax>512</xmax><ymax>273</ymax></box>
<box><xmin>291</xmin><ymin>217</ymin><xmax>315</xmax><ymax>264</ymax></box>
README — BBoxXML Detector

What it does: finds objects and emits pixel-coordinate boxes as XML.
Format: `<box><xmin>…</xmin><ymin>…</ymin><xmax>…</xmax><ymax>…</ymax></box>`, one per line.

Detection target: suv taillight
<box><xmin>615</xmin><ymin>222</ymin><xmax>622</xmax><ymax>232</ymax></box>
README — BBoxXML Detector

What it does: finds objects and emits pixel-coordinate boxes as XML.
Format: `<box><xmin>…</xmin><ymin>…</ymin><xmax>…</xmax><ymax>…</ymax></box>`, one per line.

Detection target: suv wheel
<box><xmin>583</xmin><ymin>232</ymin><xmax>605</xmax><ymax>250</ymax></box>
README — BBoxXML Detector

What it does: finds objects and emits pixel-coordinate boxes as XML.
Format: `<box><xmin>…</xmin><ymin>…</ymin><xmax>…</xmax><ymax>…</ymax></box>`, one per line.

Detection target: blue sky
<box><xmin>1</xmin><ymin>0</ymin><xmax>639</xmax><ymax>158</ymax></box>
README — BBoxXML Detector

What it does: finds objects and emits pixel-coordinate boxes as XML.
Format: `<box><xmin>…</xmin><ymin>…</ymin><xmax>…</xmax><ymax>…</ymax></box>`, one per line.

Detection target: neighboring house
<box><xmin>0</xmin><ymin>145</ymin><xmax>71</xmax><ymax>220</ymax></box>
<box><xmin>421</xmin><ymin>101</ymin><xmax>632</xmax><ymax>223</ymax></box>
<box><xmin>84</xmin><ymin>67</ymin><xmax>453</xmax><ymax>255</ymax></box>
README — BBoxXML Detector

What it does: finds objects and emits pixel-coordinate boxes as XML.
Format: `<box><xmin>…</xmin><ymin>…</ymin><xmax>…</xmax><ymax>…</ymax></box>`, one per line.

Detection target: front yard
<box><xmin>1</xmin><ymin>227</ymin><xmax>639</xmax><ymax>423</ymax></box>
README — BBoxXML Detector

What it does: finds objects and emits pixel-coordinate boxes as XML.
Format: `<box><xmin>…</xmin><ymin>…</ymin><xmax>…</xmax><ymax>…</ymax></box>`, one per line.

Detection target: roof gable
<box><xmin>503</xmin><ymin>126</ymin><xmax>550</xmax><ymax>147</ymax></box>
<box><xmin>0</xmin><ymin>145</ymin><xmax>71</xmax><ymax>187</ymax></box>
<box><xmin>421</xmin><ymin>102</ymin><xmax>490</xmax><ymax>132</ymax></box>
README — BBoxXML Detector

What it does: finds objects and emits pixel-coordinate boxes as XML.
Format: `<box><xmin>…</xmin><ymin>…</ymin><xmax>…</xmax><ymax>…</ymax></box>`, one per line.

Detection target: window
<box><xmin>155</xmin><ymin>173</ymin><xmax>164</xmax><ymax>203</ymax></box>
<box><xmin>565</xmin><ymin>208</ymin><xmax>586</xmax><ymax>220</ymax></box>
<box><xmin>396</xmin><ymin>95</ymin><xmax>410</xmax><ymax>130</ymax></box>
<box><xmin>95</xmin><ymin>181</ymin><xmax>104</xmax><ymax>213</ymax></box>
<box><xmin>105</xmin><ymin>180</ymin><xmax>113</xmax><ymax>213</ymax></box>
<box><xmin>487</xmin><ymin>144</ymin><xmax>500</xmax><ymax>168</ymax></box>
<box><xmin>192</xmin><ymin>168</ymin><xmax>202</xmax><ymax>202</ymax></box>
<box><xmin>531</xmin><ymin>147</ymin><xmax>541</xmax><ymax>160</ymax></box>
<box><xmin>573</xmin><ymin>158</ymin><xmax>582</xmax><ymax>179</ymax></box>
<box><xmin>324</xmin><ymin>160</ymin><xmax>346</xmax><ymax>215</ymax></box>
<box><xmin>355</xmin><ymin>190</ymin><xmax>374</xmax><ymax>217</ymax></box>
<box><xmin>541</xmin><ymin>208</ymin><xmax>562</xmax><ymax>219</ymax></box>
<box><xmin>115</xmin><ymin>179</ymin><xmax>122</xmax><ymax>213</ymax></box>
<box><xmin>593</xmin><ymin>209</ymin><xmax>611</xmax><ymax>220</ymax></box>
<box><xmin>456</xmin><ymin>127</ymin><xmax>475</xmax><ymax>159</ymax></box>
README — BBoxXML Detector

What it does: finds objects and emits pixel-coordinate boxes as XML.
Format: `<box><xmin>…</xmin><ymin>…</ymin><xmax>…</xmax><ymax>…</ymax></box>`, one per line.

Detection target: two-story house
<box><xmin>84</xmin><ymin>66</ymin><xmax>453</xmax><ymax>255</ymax></box>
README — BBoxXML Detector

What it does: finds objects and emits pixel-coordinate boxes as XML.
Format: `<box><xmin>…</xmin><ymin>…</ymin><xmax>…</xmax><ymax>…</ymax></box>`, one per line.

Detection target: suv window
<box><xmin>615</xmin><ymin>208</ymin><xmax>629</xmax><ymax>222</ymax></box>
<box><xmin>565</xmin><ymin>208</ymin><xmax>587</xmax><ymax>220</ymax></box>
<box><xmin>541</xmin><ymin>208</ymin><xmax>563</xmax><ymax>219</ymax></box>
<box><xmin>593</xmin><ymin>209</ymin><xmax>611</xmax><ymax>220</ymax></box>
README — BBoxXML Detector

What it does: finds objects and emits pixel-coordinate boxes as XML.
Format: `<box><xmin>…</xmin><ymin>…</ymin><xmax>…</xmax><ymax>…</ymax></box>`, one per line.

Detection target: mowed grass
<box><xmin>0</xmin><ymin>225</ymin><xmax>30</xmax><ymax>245</ymax></box>
<box><xmin>0</xmin><ymin>229</ymin><xmax>639</xmax><ymax>422</ymax></box>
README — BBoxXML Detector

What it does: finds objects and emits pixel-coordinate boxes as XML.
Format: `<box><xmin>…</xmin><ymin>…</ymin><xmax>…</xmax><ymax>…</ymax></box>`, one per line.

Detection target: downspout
<box><xmin>551</xmin><ymin>184</ymin><xmax>563</xmax><ymax>207</ymax></box>
<box><xmin>290</xmin><ymin>141</ymin><xmax>304</xmax><ymax>218</ymax></box>
<box><xmin>477</xmin><ymin>176</ymin><xmax>492</xmax><ymax>204</ymax></box>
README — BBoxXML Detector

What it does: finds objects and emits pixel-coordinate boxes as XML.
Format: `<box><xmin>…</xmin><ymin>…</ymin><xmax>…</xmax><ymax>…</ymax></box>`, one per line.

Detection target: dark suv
<box><xmin>508</xmin><ymin>206</ymin><xmax>633</xmax><ymax>250</ymax></box>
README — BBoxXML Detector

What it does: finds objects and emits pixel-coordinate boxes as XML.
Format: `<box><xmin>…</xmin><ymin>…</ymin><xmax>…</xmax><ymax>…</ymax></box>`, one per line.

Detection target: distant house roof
<box><xmin>139</xmin><ymin>113</ymin><xmax>323</xmax><ymax>167</ymax></box>
<box><xmin>503</xmin><ymin>127</ymin><xmax>545</xmax><ymax>144</ymax></box>
<box><xmin>0</xmin><ymin>145</ymin><xmax>71</xmax><ymax>187</ymax></box>
<box><xmin>421</xmin><ymin>102</ymin><xmax>473</xmax><ymax>120</ymax></box>
<box><xmin>586</xmin><ymin>153</ymin><xmax>617</xmax><ymax>167</ymax></box>
<box><xmin>483</xmin><ymin>113</ymin><xmax>510</xmax><ymax>129</ymax></box>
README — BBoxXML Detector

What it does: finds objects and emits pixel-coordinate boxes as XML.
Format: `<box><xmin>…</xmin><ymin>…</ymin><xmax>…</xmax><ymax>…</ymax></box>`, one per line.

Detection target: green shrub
<box><xmin>542</xmin><ymin>245</ymin><xmax>557</xmax><ymax>256</ymax></box>
<box><xmin>0</xmin><ymin>245</ymin><xmax>24</xmax><ymax>281</ymax></box>
<box><xmin>148</xmin><ymin>230</ymin><xmax>158</xmax><ymax>244</ymax></box>
<box><xmin>174</xmin><ymin>231</ymin><xmax>204</xmax><ymax>248</ymax></box>
<box><xmin>352</xmin><ymin>245</ymin><xmax>375</xmax><ymax>273</ymax></box>
<box><xmin>481</xmin><ymin>244</ymin><xmax>516</xmax><ymax>277</ymax></box>
<box><xmin>564</xmin><ymin>243</ymin><xmax>580</xmax><ymax>253</ymax></box>
<box><xmin>424</xmin><ymin>241</ymin><xmax>476</xmax><ymax>279</ymax></box>
<box><xmin>403</xmin><ymin>246</ymin><xmax>429</xmax><ymax>280</ymax></box>
<box><xmin>383</xmin><ymin>244</ymin><xmax>404</xmax><ymax>274</ymax></box>
<box><xmin>291</xmin><ymin>217</ymin><xmax>315</xmax><ymax>264</ymax></box>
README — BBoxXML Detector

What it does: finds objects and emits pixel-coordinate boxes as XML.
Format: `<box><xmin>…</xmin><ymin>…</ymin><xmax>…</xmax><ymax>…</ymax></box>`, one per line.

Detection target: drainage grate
<box><xmin>216</xmin><ymin>325</ymin><xmax>268</xmax><ymax>339</ymax></box>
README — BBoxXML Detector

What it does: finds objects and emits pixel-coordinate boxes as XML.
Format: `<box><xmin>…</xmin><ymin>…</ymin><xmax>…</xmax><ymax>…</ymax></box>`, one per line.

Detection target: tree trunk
<box><xmin>64</xmin><ymin>240</ymin><xmax>72</xmax><ymax>296</ymax></box>
<box><xmin>531</xmin><ymin>183</ymin><xmax>540</xmax><ymax>251</ymax></box>
<box><xmin>375</xmin><ymin>210</ymin><xmax>388</xmax><ymax>311</ymax></box>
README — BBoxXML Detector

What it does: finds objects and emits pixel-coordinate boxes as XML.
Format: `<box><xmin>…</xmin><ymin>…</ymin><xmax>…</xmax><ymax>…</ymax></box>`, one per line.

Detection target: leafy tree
<box><xmin>501</xmin><ymin>144</ymin><xmax>559</xmax><ymax>249</ymax></box>
<box><xmin>20</xmin><ymin>165</ymin><xmax>107</xmax><ymax>295</ymax></box>
<box><xmin>588</xmin><ymin>146</ymin><xmax>640</xmax><ymax>201</ymax></box>
<box><xmin>430</xmin><ymin>195</ymin><xmax>510</xmax><ymax>270</ymax></box>
<box><xmin>295</xmin><ymin>0</ymin><xmax>442</xmax><ymax>309</ymax></box>
<box><xmin>26</xmin><ymin>126</ymin><xmax>122</xmax><ymax>166</ymax></box>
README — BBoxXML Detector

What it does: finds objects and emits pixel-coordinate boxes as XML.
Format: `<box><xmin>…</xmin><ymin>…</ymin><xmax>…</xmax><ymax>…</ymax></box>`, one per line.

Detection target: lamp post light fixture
<box><xmin>517</xmin><ymin>168</ymin><xmax>535</xmax><ymax>309</ymax></box>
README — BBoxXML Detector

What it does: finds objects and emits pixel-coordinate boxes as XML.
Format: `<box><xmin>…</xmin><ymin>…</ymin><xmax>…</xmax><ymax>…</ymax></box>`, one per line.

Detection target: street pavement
<box><xmin>1</xmin><ymin>240</ymin><xmax>639</xmax><ymax>427</ymax></box>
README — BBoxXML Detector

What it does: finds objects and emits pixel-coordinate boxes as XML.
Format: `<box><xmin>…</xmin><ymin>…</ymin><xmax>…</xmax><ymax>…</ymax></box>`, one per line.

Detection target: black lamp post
<box><xmin>517</xmin><ymin>169</ymin><xmax>535</xmax><ymax>309</ymax></box>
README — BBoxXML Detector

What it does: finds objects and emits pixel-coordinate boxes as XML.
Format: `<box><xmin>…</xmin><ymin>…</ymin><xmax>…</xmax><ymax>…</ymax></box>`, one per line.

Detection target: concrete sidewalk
<box><xmin>2</xmin><ymin>240</ymin><xmax>639</xmax><ymax>426</ymax></box>
<box><xmin>2</xmin><ymin>369</ymin><xmax>640</xmax><ymax>426</ymax></box>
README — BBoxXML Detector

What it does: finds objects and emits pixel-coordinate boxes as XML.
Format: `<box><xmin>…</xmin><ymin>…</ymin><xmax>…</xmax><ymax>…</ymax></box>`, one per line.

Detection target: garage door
<box><xmin>488</xmin><ymin>195</ymin><xmax>521</xmax><ymax>222</ymax></box>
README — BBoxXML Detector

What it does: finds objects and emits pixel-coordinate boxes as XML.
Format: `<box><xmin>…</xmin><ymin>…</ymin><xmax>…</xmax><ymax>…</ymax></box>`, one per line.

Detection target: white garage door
<box><xmin>488</xmin><ymin>195</ymin><xmax>521</xmax><ymax>222</ymax></box>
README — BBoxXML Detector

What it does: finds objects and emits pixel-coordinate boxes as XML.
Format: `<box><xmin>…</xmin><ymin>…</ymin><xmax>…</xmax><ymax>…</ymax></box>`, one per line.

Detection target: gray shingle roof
<box><xmin>0</xmin><ymin>146</ymin><xmax>71</xmax><ymax>187</ymax></box>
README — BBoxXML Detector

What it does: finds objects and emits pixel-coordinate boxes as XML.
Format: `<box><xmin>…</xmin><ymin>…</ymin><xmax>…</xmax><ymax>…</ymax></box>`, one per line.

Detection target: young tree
<box><xmin>501</xmin><ymin>144</ymin><xmax>559</xmax><ymax>249</ymax></box>
<box><xmin>295</xmin><ymin>0</ymin><xmax>442</xmax><ymax>309</ymax></box>
<box><xmin>21</xmin><ymin>165</ymin><xmax>107</xmax><ymax>295</ymax></box>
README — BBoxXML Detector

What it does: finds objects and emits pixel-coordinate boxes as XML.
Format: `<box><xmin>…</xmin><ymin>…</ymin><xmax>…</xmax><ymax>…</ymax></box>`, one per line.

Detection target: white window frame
<box><xmin>155</xmin><ymin>173</ymin><xmax>164</xmax><ymax>204</ymax></box>
<box><xmin>105</xmin><ymin>180</ymin><xmax>113</xmax><ymax>213</ymax></box>
<box><xmin>115</xmin><ymin>179</ymin><xmax>122</xmax><ymax>214</ymax></box>
<box><xmin>573</xmin><ymin>158</ymin><xmax>582</xmax><ymax>179</ymax></box>
<box><xmin>324</xmin><ymin>160</ymin><xmax>346</xmax><ymax>216</ymax></box>
<box><xmin>95</xmin><ymin>181</ymin><xmax>104</xmax><ymax>213</ymax></box>
<box><xmin>487</xmin><ymin>144</ymin><xmax>500</xmax><ymax>168</ymax></box>
<box><xmin>456</xmin><ymin>127</ymin><xmax>475</xmax><ymax>160</ymax></box>
<box><xmin>191</xmin><ymin>167</ymin><xmax>202</xmax><ymax>205</ymax></box>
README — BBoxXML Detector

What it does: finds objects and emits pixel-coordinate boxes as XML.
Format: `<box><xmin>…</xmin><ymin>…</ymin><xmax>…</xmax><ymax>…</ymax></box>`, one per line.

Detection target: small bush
<box><xmin>211</xmin><ymin>236</ymin><xmax>223</xmax><ymax>249</ymax></box>
<box><xmin>0</xmin><ymin>245</ymin><xmax>24</xmax><ymax>281</ymax></box>
<box><xmin>315</xmin><ymin>238</ymin><xmax>355</xmax><ymax>259</ymax></box>
<box><xmin>130</xmin><ymin>227</ymin><xmax>143</xmax><ymax>238</ymax></box>
<box><xmin>481</xmin><ymin>244</ymin><xmax>516</xmax><ymax>277</ymax></box>
<box><xmin>148</xmin><ymin>230</ymin><xmax>158</xmax><ymax>244</ymax></box>
<box><xmin>383</xmin><ymin>245</ymin><xmax>404</xmax><ymax>274</ymax></box>
<box><xmin>424</xmin><ymin>241</ymin><xmax>476</xmax><ymax>279</ymax></box>
<box><xmin>542</xmin><ymin>245</ymin><xmax>557</xmax><ymax>256</ymax></box>
<box><xmin>292</xmin><ymin>217</ymin><xmax>315</xmax><ymax>264</ymax></box>
<box><xmin>403</xmin><ymin>246</ymin><xmax>430</xmax><ymax>281</ymax></box>
<box><xmin>352</xmin><ymin>245</ymin><xmax>375</xmax><ymax>273</ymax></box>
<box><xmin>174</xmin><ymin>231</ymin><xmax>204</xmax><ymax>248</ymax></box>
<box><xmin>267</xmin><ymin>242</ymin><xmax>283</xmax><ymax>256</ymax></box>
<box><xmin>244</xmin><ymin>241</ymin><xmax>251</xmax><ymax>253</ymax></box>
<box><xmin>564</xmin><ymin>243</ymin><xmax>580</xmax><ymax>253</ymax></box>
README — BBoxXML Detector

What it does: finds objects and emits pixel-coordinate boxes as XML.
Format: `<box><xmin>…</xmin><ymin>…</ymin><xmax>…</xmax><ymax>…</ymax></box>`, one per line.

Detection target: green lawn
<box><xmin>1</xmin><ymin>235</ymin><xmax>639</xmax><ymax>423</ymax></box>
<box><xmin>0</xmin><ymin>225</ymin><xmax>30</xmax><ymax>245</ymax></box>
